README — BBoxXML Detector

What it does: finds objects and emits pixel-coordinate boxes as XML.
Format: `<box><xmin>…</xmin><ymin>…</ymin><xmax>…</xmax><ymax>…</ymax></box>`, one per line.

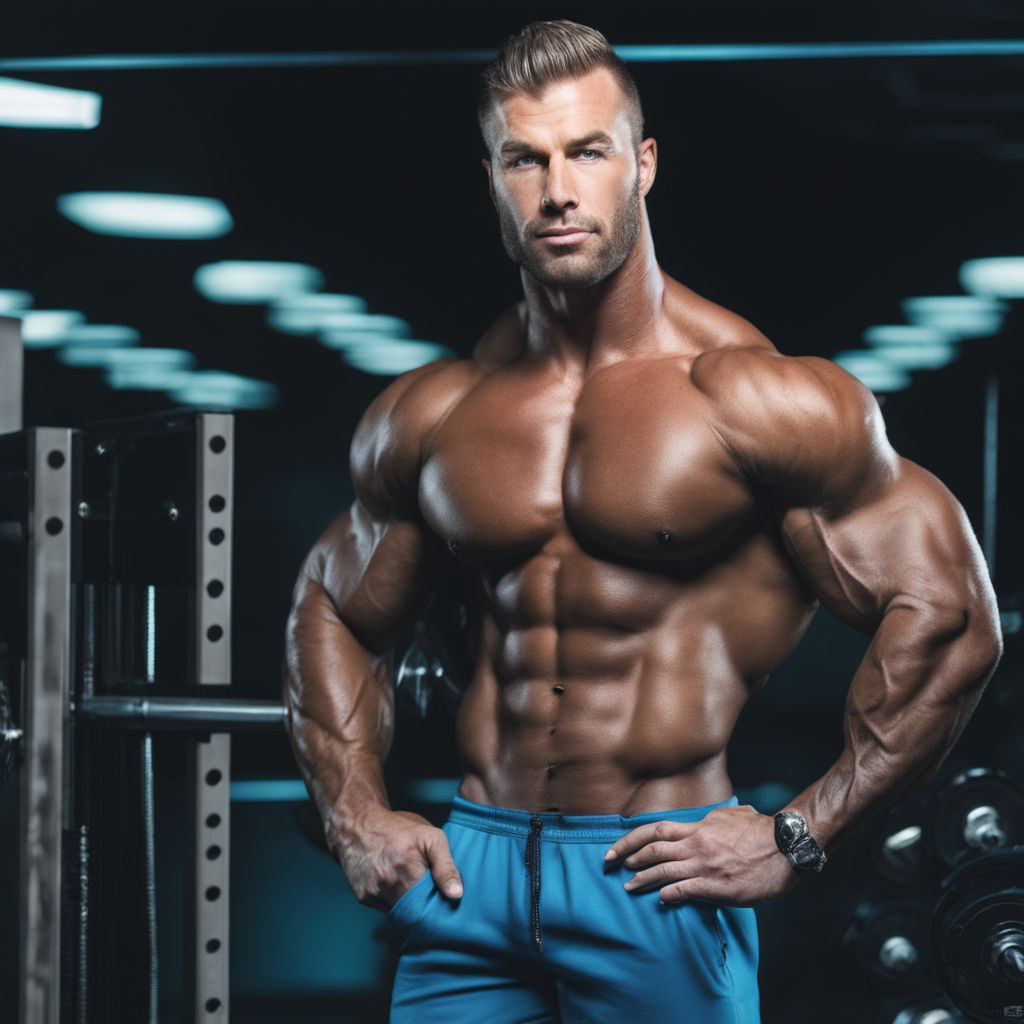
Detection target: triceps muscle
<box><xmin>778</xmin><ymin>461</ymin><xmax>1001</xmax><ymax>849</ymax></box>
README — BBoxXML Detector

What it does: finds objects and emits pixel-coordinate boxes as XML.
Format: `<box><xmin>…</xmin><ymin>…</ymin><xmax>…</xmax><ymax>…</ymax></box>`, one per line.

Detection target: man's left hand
<box><xmin>604</xmin><ymin>805</ymin><xmax>798</xmax><ymax>906</ymax></box>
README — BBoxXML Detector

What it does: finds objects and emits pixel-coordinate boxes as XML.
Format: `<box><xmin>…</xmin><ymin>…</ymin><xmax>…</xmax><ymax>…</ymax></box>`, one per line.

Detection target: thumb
<box><xmin>426</xmin><ymin>830</ymin><xmax>463</xmax><ymax>899</ymax></box>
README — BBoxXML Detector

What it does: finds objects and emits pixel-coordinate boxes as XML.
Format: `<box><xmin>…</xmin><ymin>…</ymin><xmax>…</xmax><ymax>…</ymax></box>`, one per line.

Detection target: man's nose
<box><xmin>542</xmin><ymin>158</ymin><xmax>578</xmax><ymax>213</ymax></box>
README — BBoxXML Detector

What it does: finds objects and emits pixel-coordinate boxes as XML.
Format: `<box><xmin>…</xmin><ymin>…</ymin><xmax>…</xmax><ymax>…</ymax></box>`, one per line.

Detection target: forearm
<box><xmin>282</xmin><ymin>574</ymin><xmax>396</xmax><ymax>849</ymax></box>
<box><xmin>790</xmin><ymin>599</ymin><xmax>1002</xmax><ymax>853</ymax></box>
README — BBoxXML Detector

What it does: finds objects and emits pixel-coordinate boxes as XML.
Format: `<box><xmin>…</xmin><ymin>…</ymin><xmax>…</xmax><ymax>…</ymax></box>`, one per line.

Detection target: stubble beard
<box><xmin>498</xmin><ymin>174</ymin><xmax>643</xmax><ymax>290</ymax></box>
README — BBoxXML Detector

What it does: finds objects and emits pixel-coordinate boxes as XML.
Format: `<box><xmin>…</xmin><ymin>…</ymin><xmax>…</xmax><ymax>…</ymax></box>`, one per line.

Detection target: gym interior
<box><xmin>2</xmin><ymin>3</ymin><xmax>1023</xmax><ymax>1022</ymax></box>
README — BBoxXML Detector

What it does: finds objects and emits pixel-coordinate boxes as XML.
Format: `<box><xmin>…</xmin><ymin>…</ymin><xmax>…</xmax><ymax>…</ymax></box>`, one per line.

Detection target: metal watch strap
<box><xmin>774</xmin><ymin>811</ymin><xmax>827</xmax><ymax>875</ymax></box>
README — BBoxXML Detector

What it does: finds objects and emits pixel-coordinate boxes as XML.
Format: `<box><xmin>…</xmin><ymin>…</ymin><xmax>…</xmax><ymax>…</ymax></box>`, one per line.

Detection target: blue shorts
<box><xmin>388</xmin><ymin>795</ymin><xmax>760</xmax><ymax>1024</ymax></box>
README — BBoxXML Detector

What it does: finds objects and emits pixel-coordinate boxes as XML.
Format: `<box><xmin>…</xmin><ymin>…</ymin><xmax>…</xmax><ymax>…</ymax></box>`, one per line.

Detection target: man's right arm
<box><xmin>282</xmin><ymin>367</ymin><xmax>469</xmax><ymax>911</ymax></box>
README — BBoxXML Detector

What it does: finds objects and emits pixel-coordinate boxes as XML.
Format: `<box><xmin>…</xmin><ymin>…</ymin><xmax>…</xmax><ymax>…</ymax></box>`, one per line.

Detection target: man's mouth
<box><xmin>537</xmin><ymin>227</ymin><xmax>593</xmax><ymax>245</ymax></box>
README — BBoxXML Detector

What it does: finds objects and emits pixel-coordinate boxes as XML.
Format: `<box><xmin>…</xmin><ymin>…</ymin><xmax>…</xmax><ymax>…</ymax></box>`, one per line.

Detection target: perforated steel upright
<box><xmin>188</xmin><ymin>413</ymin><xmax>234</xmax><ymax>1024</ymax></box>
<box><xmin>19</xmin><ymin>428</ymin><xmax>74</xmax><ymax>1024</ymax></box>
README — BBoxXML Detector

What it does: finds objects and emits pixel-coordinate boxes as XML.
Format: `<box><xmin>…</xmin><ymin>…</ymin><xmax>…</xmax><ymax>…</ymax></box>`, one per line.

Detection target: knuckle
<box><xmin>654</xmin><ymin>821</ymin><xmax>675</xmax><ymax>841</ymax></box>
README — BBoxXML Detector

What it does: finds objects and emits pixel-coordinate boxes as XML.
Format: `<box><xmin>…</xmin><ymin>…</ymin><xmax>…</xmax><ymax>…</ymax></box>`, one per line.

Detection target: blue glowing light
<box><xmin>317</xmin><ymin>314</ymin><xmax>412</xmax><ymax>349</ymax></box>
<box><xmin>167</xmin><ymin>370</ymin><xmax>279</xmax><ymax>409</ymax></box>
<box><xmin>833</xmin><ymin>351</ymin><xmax>912</xmax><ymax>392</ymax></box>
<box><xmin>901</xmin><ymin>296</ymin><xmax>1007</xmax><ymax>339</ymax></box>
<box><xmin>0</xmin><ymin>289</ymin><xmax>33</xmax><ymax>312</ymax></box>
<box><xmin>18</xmin><ymin>309</ymin><xmax>85</xmax><ymax>347</ymax></box>
<box><xmin>959</xmin><ymin>257</ymin><xmax>1024</xmax><ymax>299</ymax></box>
<box><xmin>230</xmin><ymin>779</ymin><xmax>309</xmax><ymax>803</ymax></box>
<box><xmin>408</xmin><ymin>778</ymin><xmax>461</xmax><ymax>804</ymax></box>
<box><xmin>871</xmin><ymin>342</ymin><xmax>958</xmax><ymax>370</ymax></box>
<box><xmin>58</xmin><ymin>192</ymin><xmax>233</xmax><ymax>239</ymax></box>
<box><xmin>267</xmin><ymin>294</ymin><xmax>369</xmax><ymax>335</ymax></box>
<box><xmin>343</xmin><ymin>340</ymin><xmax>454</xmax><ymax>376</ymax></box>
<box><xmin>194</xmin><ymin>261</ymin><xmax>323</xmax><ymax>304</ymax></box>
<box><xmin>863</xmin><ymin>324</ymin><xmax>955</xmax><ymax>347</ymax></box>
<box><xmin>104</xmin><ymin>366</ymin><xmax>194</xmax><ymax>390</ymax></box>
<box><xmin>58</xmin><ymin>324</ymin><xmax>140</xmax><ymax>347</ymax></box>
<box><xmin>58</xmin><ymin>346</ymin><xmax>196</xmax><ymax>369</ymax></box>
<box><xmin>4</xmin><ymin>40</ymin><xmax>1024</xmax><ymax>74</ymax></box>
<box><xmin>0</xmin><ymin>76</ymin><xmax>101</xmax><ymax>128</ymax></box>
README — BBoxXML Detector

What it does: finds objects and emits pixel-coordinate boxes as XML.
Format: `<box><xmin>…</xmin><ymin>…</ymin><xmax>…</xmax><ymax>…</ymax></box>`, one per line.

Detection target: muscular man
<box><xmin>283</xmin><ymin>20</ymin><xmax>1001</xmax><ymax>1023</ymax></box>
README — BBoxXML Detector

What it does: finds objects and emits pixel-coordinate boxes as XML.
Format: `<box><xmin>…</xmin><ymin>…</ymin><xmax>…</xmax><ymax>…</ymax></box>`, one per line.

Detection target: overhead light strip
<box><xmin>3</xmin><ymin>40</ymin><xmax>1024</xmax><ymax>73</ymax></box>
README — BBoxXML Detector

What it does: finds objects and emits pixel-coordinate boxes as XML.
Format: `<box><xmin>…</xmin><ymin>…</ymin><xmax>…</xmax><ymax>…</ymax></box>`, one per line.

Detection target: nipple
<box><xmin>447</xmin><ymin>539</ymin><xmax>461</xmax><ymax>556</ymax></box>
<box><xmin>657</xmin><ymin>530</ymin><xmax>672</xmax><ymax>545</ymax></box>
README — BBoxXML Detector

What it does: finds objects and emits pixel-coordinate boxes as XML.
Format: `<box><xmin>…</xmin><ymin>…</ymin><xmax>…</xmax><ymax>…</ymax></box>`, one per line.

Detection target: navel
<box><xmin>657</xmin><ymin>529</ymin><xmax>672</xmax><ymax>545</ymax></box>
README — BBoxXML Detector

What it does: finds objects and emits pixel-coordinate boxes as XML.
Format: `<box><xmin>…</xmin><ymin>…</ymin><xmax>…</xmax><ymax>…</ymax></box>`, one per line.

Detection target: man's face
<box><xmin>484</xmin><ymin>69</ymin><xmax>657</xmax><ymax>290</ymax></box>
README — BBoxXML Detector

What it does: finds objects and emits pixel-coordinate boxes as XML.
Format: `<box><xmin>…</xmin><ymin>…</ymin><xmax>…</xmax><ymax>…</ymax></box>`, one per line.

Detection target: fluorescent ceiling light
<box><xmin>105</xmin><ymin>366</ymin><xmax>194</xmax><ymax>390</ymax></box>
<box><xmin>871</xmin><ymin>342</ymin><xmax>958</xmax><ymax>370</ymax></box>
<box><xmin>58</xmin><ymin>192</ymin><xmax>233</xmax><ymax>239</ymax></box>
<box><xmin>167</xmin><ymin>370</ymin><xmax>278</xmax><ymax>409</ymax></box>
<box><xmin>19</xmin><ymin>309</ymin><xmax>85</xmax><ymax>346</ymax></box>
<box><xmin>273</xmin><ymin>293</ymin><xmax>367</xmax><ymax>313</ymax></box>
<box><xmin>57</xmin><ymin>346</ymin><xmax>196</xmax><ymax>369</ymax></box>
<box><xmin>194</xmin><ymin>261</ymin><xmax>322</xmax><ymax>303</ymax></box>
<box><xmin>7</xmin><ymin>40</ymin><xmax>1024</xmax><ymax>74</ymax></box>
<box><xmin>267</xmin><ymin>294</ymin><xmax>369</xmax><ymax>335</ymax></box>
<box><xmin>902</xmin><ymin>295</ymin><xmax>1007</xmax><ymax>338</ymax></box>
<box><xmin>863</xmin><ymin>324</ymin><xmax>954</xmax><ymax>347</ymax></box>
<box><xmin>959</xmin><ymin>256</ymin><xmax>1024</xmax><ymax>298</ymax></box>
<box><xmin>0</xmin><ymin>289</ymin><xmax>33</xmax><ymax>312</ymax></box>
<box><xmin>833</xmin><ymin>351</ymin><xmax>911</xmax><ymax>392</ymax></box>
<box><xmin>0</xmin><ymin>76</ymin><xmax>101</xmax><ymax>129</ymax></box>
<box><xmin>58</xmin><ymin>324</ymin><xmax>140</xmax><ymax>347</ymax></box>
<box><xmin>343</xmin><ymin>340</ymin><xmax>453</xmax><ymax>376</ymax></box>
<box><xmin>318</xmin><ymin>315</ymin><xmax>412</xmax><ymax>349</ymax></box>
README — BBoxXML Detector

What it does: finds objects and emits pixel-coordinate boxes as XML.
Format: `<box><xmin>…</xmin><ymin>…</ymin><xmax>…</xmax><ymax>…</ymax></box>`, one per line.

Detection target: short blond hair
<box><xmin>478</xmin><ymin>20</ymin><xmax>644</xmax><ymax>153</ymax></box>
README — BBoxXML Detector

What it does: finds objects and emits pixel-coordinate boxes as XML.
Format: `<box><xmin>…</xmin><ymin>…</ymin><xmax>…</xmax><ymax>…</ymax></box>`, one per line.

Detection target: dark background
<box><xmin>2</xmin><ymin>1</ymin><xmax>1023</xmax><ymax>1021</ymax></box>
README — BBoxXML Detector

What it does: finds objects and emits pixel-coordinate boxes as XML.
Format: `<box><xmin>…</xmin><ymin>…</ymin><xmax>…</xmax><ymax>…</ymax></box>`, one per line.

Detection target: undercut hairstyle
<box><xmin>478</xmin><ymin>20</ymin><xmax>644</xmax><ymax>154</ymax></box>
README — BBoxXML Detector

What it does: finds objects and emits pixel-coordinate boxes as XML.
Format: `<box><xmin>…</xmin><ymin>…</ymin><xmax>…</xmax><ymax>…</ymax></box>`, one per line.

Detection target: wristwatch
<box><xmin>773</xmin><ymin>811</ymin><xmax>827</xmax><ymax>875</ymax></box>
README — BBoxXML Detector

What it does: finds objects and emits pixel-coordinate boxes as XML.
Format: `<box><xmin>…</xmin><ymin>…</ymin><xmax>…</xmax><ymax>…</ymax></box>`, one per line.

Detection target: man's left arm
<box><xmin>606</xmin><ymin>353</ymin><xmax>1003</xmax><ymax>904</ymax></box>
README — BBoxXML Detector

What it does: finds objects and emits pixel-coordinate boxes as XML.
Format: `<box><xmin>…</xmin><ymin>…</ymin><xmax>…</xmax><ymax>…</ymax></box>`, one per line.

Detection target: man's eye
<box><xmin>512</xmin><ymin>154</ymin><xmax>539</xmax><ymax>167</ymax></box>
<box><xmin>578</xmin><ymin>149</ymin><xmax>601</xmax><ymax>160</ymax></box>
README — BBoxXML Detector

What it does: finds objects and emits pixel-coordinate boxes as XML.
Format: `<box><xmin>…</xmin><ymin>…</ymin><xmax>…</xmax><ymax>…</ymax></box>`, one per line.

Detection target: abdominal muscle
<box><xmin>453</xmin><ymin>530</ymin><xmax>816</xmax><ymax>816</ymax></box>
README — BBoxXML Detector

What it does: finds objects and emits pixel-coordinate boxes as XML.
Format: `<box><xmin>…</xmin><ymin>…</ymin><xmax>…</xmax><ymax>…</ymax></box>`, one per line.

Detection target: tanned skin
<box><xmin>283</xmin><ymin>69</ymin><xmax>1002</xmax><ymax>916</ymax></box>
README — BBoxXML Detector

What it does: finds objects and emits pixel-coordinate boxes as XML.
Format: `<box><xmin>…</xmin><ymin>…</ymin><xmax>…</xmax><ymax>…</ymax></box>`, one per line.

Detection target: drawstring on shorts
<box><xmin>525</xmin><ymin>815</ymin><xmax>544</xmax><ymax>952</ymax></box>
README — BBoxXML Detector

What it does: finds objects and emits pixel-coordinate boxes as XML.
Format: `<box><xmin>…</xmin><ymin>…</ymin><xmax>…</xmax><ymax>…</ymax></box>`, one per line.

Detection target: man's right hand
<box><xmin>329</xmin><ymin>806</ymin><xmax>463</xmax><ymax>913</ymax></box>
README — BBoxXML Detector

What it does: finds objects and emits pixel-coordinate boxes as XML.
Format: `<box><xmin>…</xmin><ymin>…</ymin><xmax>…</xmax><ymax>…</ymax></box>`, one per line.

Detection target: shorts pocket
<box><xmin>685</xmin><ymin>901</ymin><xmax>734</xmax><ymax>995</ymax></box>
<box><xmin>386</xmin><ymin>870</ymin><xmax>435</xmax><ymax>948</ymax></box>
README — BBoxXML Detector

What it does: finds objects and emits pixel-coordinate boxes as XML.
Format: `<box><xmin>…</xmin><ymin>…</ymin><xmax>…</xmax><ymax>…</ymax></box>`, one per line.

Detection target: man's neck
<box><xmin>521</xmin><ymin>214</ymin><xmax>665</xmax><ymax>370</ymax></box>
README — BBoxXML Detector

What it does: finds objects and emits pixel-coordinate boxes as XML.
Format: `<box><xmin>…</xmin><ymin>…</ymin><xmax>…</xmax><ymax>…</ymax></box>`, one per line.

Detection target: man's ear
<box><xmin>638</xmin><ymin>138</ymin><xmax>657</xmax><ymax>198</ymax></box>
<box><xmin>483</xmin><ymin>158</ymin><xmax>497</xmax><ymax>209</ymax></box>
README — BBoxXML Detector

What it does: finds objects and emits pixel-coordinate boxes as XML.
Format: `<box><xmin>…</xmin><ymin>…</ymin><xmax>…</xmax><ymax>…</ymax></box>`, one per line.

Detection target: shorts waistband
<box><xmin>447</xmin><ymin>794</ymin><xmax>738</xmax><ymax>842</ymax></box>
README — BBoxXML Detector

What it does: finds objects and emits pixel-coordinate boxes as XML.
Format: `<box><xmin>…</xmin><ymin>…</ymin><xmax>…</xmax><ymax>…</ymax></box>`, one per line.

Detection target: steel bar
<box><xmin>78</xmin><ymin>696</ymin><xmax>284</xmax><ymax>730</ymax></box>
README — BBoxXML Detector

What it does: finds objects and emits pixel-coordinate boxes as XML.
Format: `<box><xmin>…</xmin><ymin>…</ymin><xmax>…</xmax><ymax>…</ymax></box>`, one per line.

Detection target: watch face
<box><xmin>776</xmin><ymin>814</ymin><xmax>804</xmax><ymax>845</ymax></box>
<box><xmin>794</xmin><ymin>845</ymin><xmax>817</xmax><ymax>867</ymax></box>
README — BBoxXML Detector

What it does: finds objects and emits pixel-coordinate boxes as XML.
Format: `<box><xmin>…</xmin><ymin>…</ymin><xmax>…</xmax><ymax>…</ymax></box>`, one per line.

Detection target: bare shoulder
<box><xmin>691</xmin><ymin>346</ymin><xmax>897</xmax><ymax>504</ymax></box>
<box><xmin>350</xmin><ymin>356</ymin><xmax>485</xmax><ymax>518</ymax></box>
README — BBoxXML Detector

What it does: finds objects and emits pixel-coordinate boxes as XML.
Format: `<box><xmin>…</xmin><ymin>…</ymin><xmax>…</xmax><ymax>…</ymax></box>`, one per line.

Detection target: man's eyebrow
<box><xmin>499</xmin><ymin>138</ymin><xmax>535</xmax><ymax>157</ymax></box>
<box><xmin>499</xmin><ymin>131</ymin><xmax>617</xmax><ymax>157</ymax></box>
<box><xmin>567</xmin><ymin>132</ymin><xmax>615</xmax><ymax>149</ymax></box>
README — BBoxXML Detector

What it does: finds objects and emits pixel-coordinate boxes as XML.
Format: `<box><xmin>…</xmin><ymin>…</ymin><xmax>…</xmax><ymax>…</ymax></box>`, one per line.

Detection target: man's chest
<box><xmin>418</xmin><ymin>362</ymin><xmax>758</xmax><ymax>563</ymax></box>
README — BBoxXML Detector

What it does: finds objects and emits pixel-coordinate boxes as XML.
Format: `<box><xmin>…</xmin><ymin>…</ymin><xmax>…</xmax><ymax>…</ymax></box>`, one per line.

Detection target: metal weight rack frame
<box><xmin>2</xmin><ymin>315</ymin><xmax>284</xmax><ymax>1024</ymax></box>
